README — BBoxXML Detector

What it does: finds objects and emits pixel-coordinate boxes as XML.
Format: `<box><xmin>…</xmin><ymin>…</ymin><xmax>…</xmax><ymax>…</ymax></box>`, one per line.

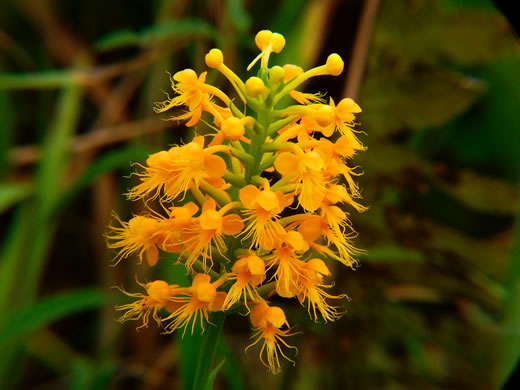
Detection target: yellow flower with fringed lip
<box><xmin>246</xmin><ymin>301</ymin><xmax>298</xmax><ymax>374</ymax></box>
<box><xmin>127</xmin><ymin>136</ymin><xmax>229</xmax><ymax>202</ymax></box>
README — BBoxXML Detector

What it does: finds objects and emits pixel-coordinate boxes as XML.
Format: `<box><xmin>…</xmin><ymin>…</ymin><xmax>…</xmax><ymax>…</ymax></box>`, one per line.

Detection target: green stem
<box><xmin>191</xmin><ymin>312</ymin><xmax>226</xmax><ymax>390</ymax></box>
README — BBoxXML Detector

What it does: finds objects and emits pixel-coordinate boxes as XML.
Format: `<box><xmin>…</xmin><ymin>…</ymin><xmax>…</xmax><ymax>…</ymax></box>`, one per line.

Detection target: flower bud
<box><xmin>283</xmin><ymin>64</ymin><xmax>303</xmax><ymax>82</ymax></box>
<box><xmin>255</xmin><ymin>30</ymin><xmax>273</xmax><ymax>50</ymax></box>
<box><xmin>221</xmin><ymin>117</ymin><xmax>245</xmax><ymax>141</ymax></box>
<box><xmin>314</xmin><ymin>104</ymin><xmax>334</xmax><ymax>127</ymax></box>
<box><xmin>265</xmin><ymin>306</ymin><xmax>286</xmax><ymax>328</ymax></box>
<box><xmin>271</xmin><ymin>33</ymin><xmax>286</xmax><ymax>53</ymax></box>
<box><xmin>205</xmin><ymin>48</ymin><xmax>224</xmax><ymax>68</ymax></box>
<box><xmin>245</xmin><ymin>76</ymin><xmax>265</xmax><ymax>97</ymax></box>
<box><xmin>269</xmin><ymin>66</ymin><xmax>286</xmax><ymax>85</ymax></box>
<box><xmin>325</xmin><ymin>53</ymin><xmax>344</xmax><ymax>76</ymax></box>
<box><xmin>337</xmin><ymin>97</ymin><xmax>361</xmax><ymax>114</ymax></box>
<box><xmin>147</xmin><ymin>280</ymin><xmax>171</xmax><ymax>302</ymax></box>
<box><xmin>194</xmin><ymin>280</ymin><xmax>217</xmax><ymax>303</ymax></box>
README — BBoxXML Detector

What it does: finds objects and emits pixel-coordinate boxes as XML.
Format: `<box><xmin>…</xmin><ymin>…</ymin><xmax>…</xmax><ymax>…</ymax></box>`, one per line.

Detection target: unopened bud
<box><xmin>205</xmin><ymin>48</ymin><xmax>224</xmax><ymax>68</ymax></box>
<box><xmin>221</xmin><ymin>117</ymin><xmax>245</xmax><ymax>141</ymax></box>
<box><xmin>269</xmin><ymin>66</ymin><xmax>286</xmax><ymax>85</ymax></box>
<box><xmin>245</xmin><ymin>76</ymin><xmax>265</xmax><ymax>97</ymax></box>
<box><xmin>271</xmin><ymin>33</ymin><xmax>286</xmax><ymax>53</ymax></box>
<box><xmin>255</xmin><ymin>30</ymin><xmax>273</xmax><ymax>50</ymax></box>
<box><xmin>325</xmin><ymin>53</ymin><xmax>344</xmax><ymax>76</ymax></box>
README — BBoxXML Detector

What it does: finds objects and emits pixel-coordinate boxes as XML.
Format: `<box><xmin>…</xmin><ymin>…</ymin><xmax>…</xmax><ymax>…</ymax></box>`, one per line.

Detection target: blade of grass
<box><xmin>160</xmin><ymin>258</ymin><xmax>204</xmax><ymax>390</ymax></box>
<box><xmin>0</xmin><ymin>288</ymin><xmax>106</xmax><ymax>346</ymax></box>
<box><xmin>94</xmin><ymin>19</ymin><xmax>216</xmax><ymax>52</ymax></box>
<box><xmin>0</xmin><ymin>79</ymin><xmax>83</xmax><ymax>388</ymax></box>
<box><xmin>0</xmin><ymin>71</ymin><xmax>79</xmax><ymax>89</ymax></box>
<box><xmin>191</xmin><ymin>312</ymin><xmax>226</xmax><ymax>390</ymax></box>
<box><xmin>0</xmin><ymin>182</ymin><xmax>32</xmax><ymax>214</ymax></box>
<box><xmin>0</xmin><ymin>203</ymin><xmax>34</xmax><ymax>310</ymax></box>
<box><xmin>204</xmin><ymin>359</ymin><xmax>226</xmax><ymax>390</ymax></box>
<box><xmin>226</xmin><ymin>0</ymin><xmax>251</xmax><ymax>33</ymax></box>
<box><xmin>24</xmin><ymin>82</ymin><xmax>83</xmax><ymax>301</ymax></box>
<box><xmin>217</xmin><ymin>337</ymin><xmax>246</xmax><ymax>390</ymax></box>
<box><xmin>53</xmin><ymin>146</ymin><xmax>151</xmax><ymax>216</ymax></box>
<box><xmin>0</xmin><ymin>92</ymin><xmax>13</xmax><ymax>177</ymax></box>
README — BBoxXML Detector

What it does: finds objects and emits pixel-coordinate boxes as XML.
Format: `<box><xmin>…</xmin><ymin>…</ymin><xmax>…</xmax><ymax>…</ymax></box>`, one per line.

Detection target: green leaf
<box><xmin>93</xmin><ymin>29</ymin><xmax>141</xmax><ymax>52</ymax></box>
<box><xmin>414</xmin><ymin>55</ymin><xmax>520</xmax><ymax>180</ymax></box>
<box><xmin>67</xmin><ymin>359</ymin><xmax>116</xmax><ymax>390</ymax></box>
<box><xmin>191</xmin><ymin>312</ymin><xmax>226</xmax><ymax>390</ymax></box>
<box><xmin>226</xmin><ymin>0</ymin><xmax>251</xmax><ymax>33</ymax></box>
<box><xmin>370</xmin><ymin>0</ymin><xmax>515</xmax><ymax>71</ymax></box>
<box><xmin>0</xmin><ymin>289</ymin><xmax>106</xmax><ymax>346</ymax></box>
<box><xmin>204</xmin><ymin>359</ymin><xmax>226</xmax><ymax>390</ymax></box>
<box><xmin>95</xmin><ymin>19</ymin><xmax>216</xmax><ymax>52</ymax></box>
<box><xmin>361</xmin><ymin>70</ymin><xmax>485</xmax><ymax>136</ymax></box>
<box><xmin>0</xmin><ymin>71</ymin><xmax>79</xmax><ymax>90</ymax></box>
<box><xmin>270</xmin><ymin>0</ymin><xmax>307</xmax><ymax>34</ymax></box>
<box><xmin>431</xmin><ymin>169</ymin><xmax>518</xmax><ymax>215</ymax></box>
<box><xmin>361</xmin><ymin>247</ymin><xmax>425</xmax><ymax>263</ymax></box>
<box><xmin>217</xmin><ymin>338</ymin><xmax>246</xmax><ymax>390</ymax></box>
<box><xmin>0</xmin><ymin>182</ymin><xmax>32</xmax><ymax>214</ymax></box>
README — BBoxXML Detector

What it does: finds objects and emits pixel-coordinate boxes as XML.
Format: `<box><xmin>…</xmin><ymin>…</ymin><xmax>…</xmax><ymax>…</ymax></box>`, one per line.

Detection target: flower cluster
<box><xmin>108</xmin><ymin>30</ymin><xmax>366</xmax><ymax>374</ymax></box>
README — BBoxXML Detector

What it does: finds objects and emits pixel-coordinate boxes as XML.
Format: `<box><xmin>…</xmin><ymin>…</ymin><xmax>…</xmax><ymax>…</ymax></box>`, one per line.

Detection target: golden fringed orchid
<box><xmin>108</xmin><ymin>29</ymin><xmax>366</xmax><ymax>374</ymax></box>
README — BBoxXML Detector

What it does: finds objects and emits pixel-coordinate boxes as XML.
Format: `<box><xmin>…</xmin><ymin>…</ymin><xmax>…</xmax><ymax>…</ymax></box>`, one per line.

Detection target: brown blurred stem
<box><xmin>343</xmin><ymin>0</ymin><xmax>380</xmax><ymax>100</ymax></box>
<box><xmin>9</xmin><ymin>117</ymin><xmax>176</xmax><ymax>167</ymax></box>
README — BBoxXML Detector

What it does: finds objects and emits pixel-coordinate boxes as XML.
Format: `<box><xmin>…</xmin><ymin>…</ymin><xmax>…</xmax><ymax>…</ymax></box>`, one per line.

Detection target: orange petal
<box><xmin>204</xmin><ymin>154</ymin><xmax>227</xmax><ymax>178</ymax></box>
<box><xmin>306</xmin><ymin>258</ymin><xmax>331</xmax><ymax>277</ymax></box>
<box><xmin>192</xmin><ymin>273</ymin><xmax>211</xmax><ymax>289</ymax></box>
<box><xmin>195</xmin><ymin>281</ymin><xmax>217</xmax><ymax>303</ymax></box>
<box><xmin>146</xmin><ymin>245</ymin><xmax>159</xmax><ymax>267</ymax></box>
<box><xmin>256</xmin><ymin>190</ymin><xmax>280</xmax><ymax>212</ymax></box>
<box><xmin>146</xmin><ymin>280</ymin><xmax>170</xmax><ymax>302</ymax></box>
<box><xmin>222</xmin><ymin>214</ymin><xmax>244</xmax><ymax>235</ymax></box>
<box><xmin>200</xmin><ymin>209</ymin><xmax>222</xmax><ymax>231</ymax></box>
<box><xmin>274</xmin><ymin>152</ymin><xmax>300</xmax><ymax>176</ymax></box>
<box><xmin>276</xmin><ymin>280</ymin><xmax>296</xmax><ymax>298</ymax></box>
<box><xmin>246</xmin><ymin>255</ymin><xmax>265</xmax><ymax>276</ymax></box>
<box><xmin>202</xmin><ymin>197</ymin><xmax>217</xmax><ymax>213</ymax></box>
<box><xmin>250</xmin><ymin>301</ymin><xmax>269</xmax><ymax>327</ymax></box>
<box><xmin>298</xmin><ymin>216</ymin><xmax>322</xmax><ymax>242</ymax></box>
<box><xmin>265</xmin><ymin>306</ymin><xmax>286</xmax><ymax>328</ymax></box>
<box><xmin>209</xmin><ymin>291</ymin><xmax>227</xmax><ymax>311</ymax></box>
<box><xmin>239</xmin><ymin>185</ymin><xmax>260</xmax><ymax>208</ymax></box>
<box><xmin>186</xmin><ymin>107</ymin><xmax>202</xmax><ymax>127</ymax></box>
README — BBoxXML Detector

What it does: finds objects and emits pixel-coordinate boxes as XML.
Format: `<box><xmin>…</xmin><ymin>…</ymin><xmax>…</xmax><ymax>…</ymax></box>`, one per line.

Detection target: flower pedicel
<box><xmin>107</xmin><ymin>30</ymin><xmax>366</xmax><ymax>374</ymax></box>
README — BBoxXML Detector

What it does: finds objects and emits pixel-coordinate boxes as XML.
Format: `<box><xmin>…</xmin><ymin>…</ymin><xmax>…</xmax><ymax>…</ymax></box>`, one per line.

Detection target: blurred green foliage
<box><xmin>0</xmin><ymin>0</ymin><xmax>519</xmax><ymax>389</ymax></box>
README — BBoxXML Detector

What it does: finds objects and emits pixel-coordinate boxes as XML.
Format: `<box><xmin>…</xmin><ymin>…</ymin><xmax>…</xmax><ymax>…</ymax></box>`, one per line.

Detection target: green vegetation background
<box><xmin>0</xmin><ymin>0</ymin><xmax>518</xmax><ymax>389</ymax></box>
